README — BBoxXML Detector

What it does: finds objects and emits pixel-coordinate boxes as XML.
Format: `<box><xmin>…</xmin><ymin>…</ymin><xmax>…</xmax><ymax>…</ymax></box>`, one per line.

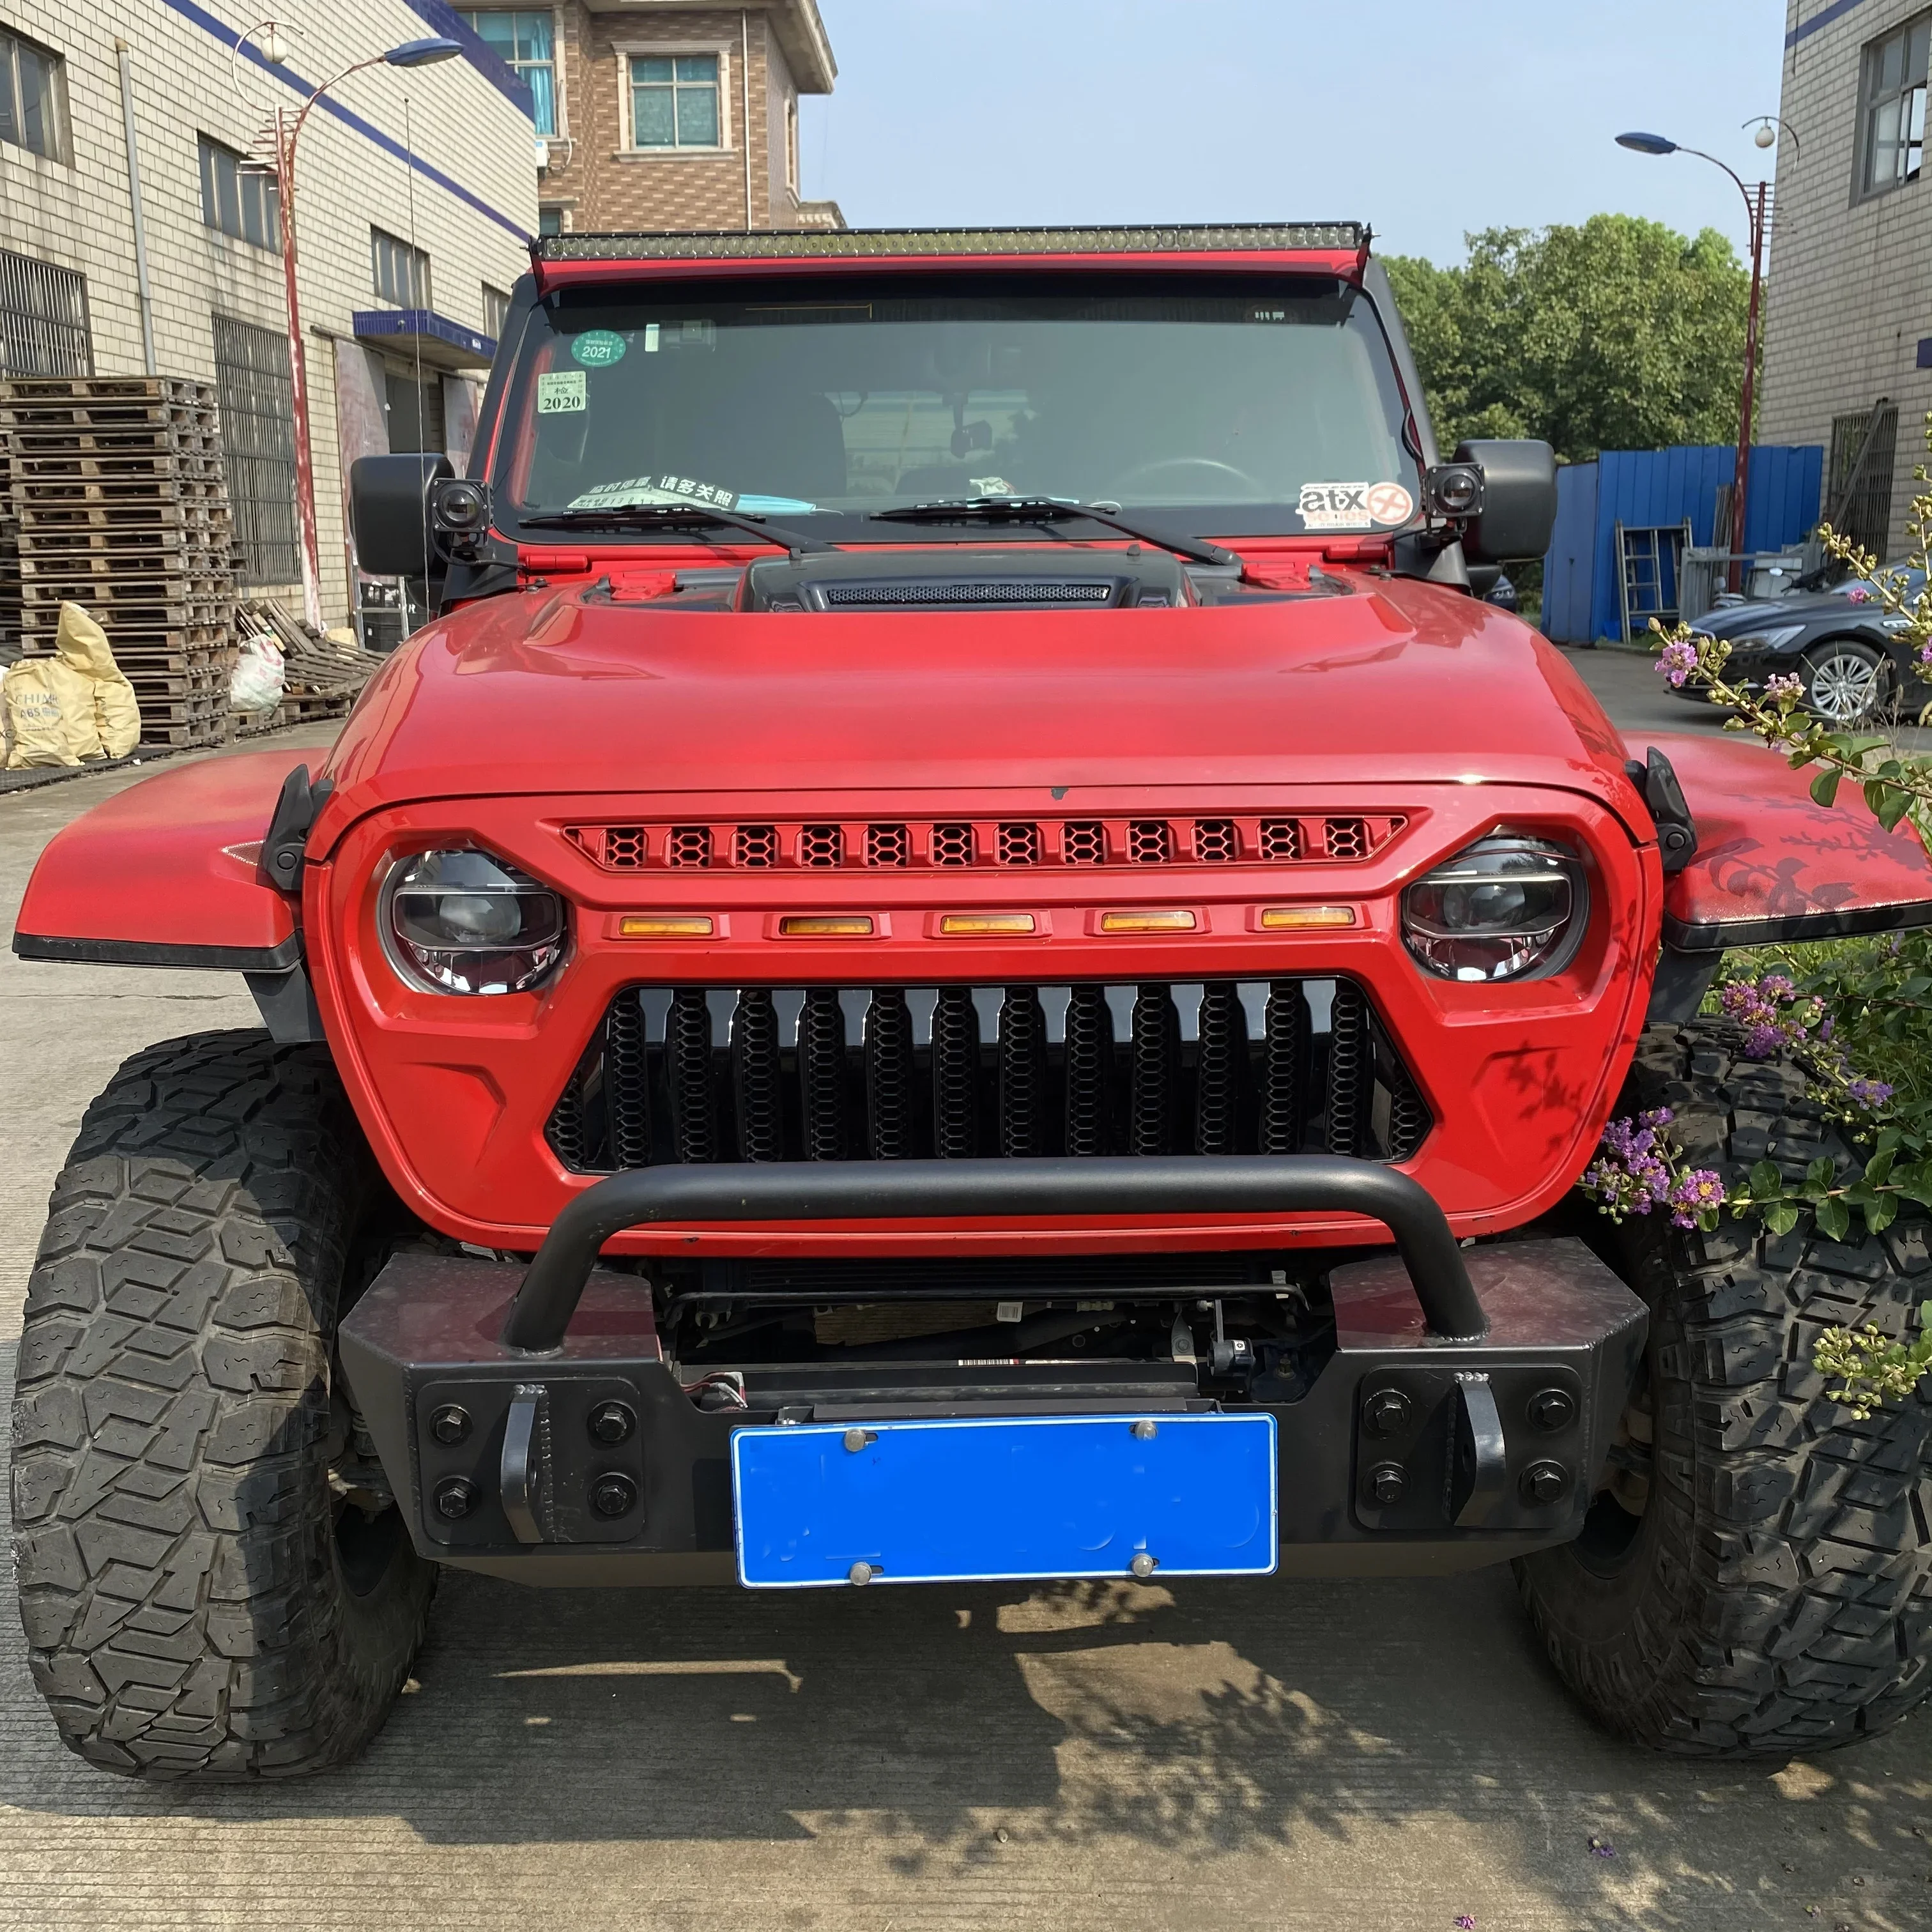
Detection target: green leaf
<box><xmin>1873</xmin><ymin>784</ymin><xmax>1917</xmax><ymax>834</ymax></box>
<box><xmin>1817</xmin><ymin>1196</ymin><xmax>1853</xmax><ymax>1241</ymax></box>
<box><xmin>1864</xmin><ymin>1195</ymin><xmax>1898</xmax><ymax>1238</ymax></box>
<box><xmin>1878</xmin><ymin>1126</ymin><xmax>1906</xmax><ymax>1157</ymax></box>
<box><xmin>1803</xmin><ymin>1156</ymin><xmax>1837</xmax><ymax>1202</ymax></box>
<box><xmin>1764</xmin><ymin>1201</ymin><xmax>1802</xmax><ymax>1237</ymax></box>
<box><xmin>1919</xmin><ymin>1299</ymin><xmax>1932</xmax><ymax>1331</ymax></box>
<box><xmin>1810</xmin><ymin>767</ymin><xmax>1844</xmax><ymax>808</ymax></box>
<box><xmin>1749</xmin><ymin>1159</ymin><xmax>1785</xmax><ymax>1200</ymax></box>
<box><xmin>1866</xmin><ymin>1147</ymin><xmax>1898</xmax><ymax>1188</ymax></box>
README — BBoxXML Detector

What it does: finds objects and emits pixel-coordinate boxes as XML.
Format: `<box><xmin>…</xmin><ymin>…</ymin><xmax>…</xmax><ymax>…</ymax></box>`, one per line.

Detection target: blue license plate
<box><xmin>732</xmin><ymin>1411</ymin><xmax>1278</xmax><ymax>1588</ymax></box>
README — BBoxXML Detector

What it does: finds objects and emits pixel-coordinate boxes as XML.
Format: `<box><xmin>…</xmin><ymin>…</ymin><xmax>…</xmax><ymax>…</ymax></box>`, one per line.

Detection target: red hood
<box><xmin>316</xmin><ymin>569</ymin><xmax>1637</xmax><ymax>844</ymax></box>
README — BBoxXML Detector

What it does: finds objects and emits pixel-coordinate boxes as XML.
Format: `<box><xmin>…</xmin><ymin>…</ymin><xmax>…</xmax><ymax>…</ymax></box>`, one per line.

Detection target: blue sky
<box><xmin>802</xmin><ymin>1</ymin><xmax>1788</xmax><ymax>266</ymax></box>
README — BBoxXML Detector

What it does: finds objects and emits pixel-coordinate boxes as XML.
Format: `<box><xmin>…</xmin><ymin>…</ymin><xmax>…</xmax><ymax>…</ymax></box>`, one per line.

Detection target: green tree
<box><xmin>1383</xmin><ymin>215</ymin><xmax>1750</xmax><ymax>464</ymax></box>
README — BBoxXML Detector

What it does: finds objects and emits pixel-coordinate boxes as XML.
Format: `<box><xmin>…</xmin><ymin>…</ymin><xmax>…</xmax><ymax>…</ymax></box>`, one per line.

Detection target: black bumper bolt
<box><xmin>1364</xmin><ymin>1388</ymin><xmax>1412</xmax><ymax>1437</ymax></box>
<box><xmin>1522</xmin><ymin>1460</ymin><xmax>1570</xmax><ymax>1505</ymax></box>
<box><xmin>429</xmin><ymin>1404</ymin><xmax>470</xmax><ymax>1446</ymax></box>
<box><xmin>433</xmin><ymin>1476</ymin><xmax>477</xmax><ymax>1519</ymax></box>
<box><xmin>1526</xmin><ymin>1388</ymin><xmax>1574</xmax><ymax>1433</ymax></box>
<box><xmin>591</xmin><ymin>1472</ymin><xmax>638</xmax><ymax>1518</ymax></box>
<box><xmin>587</xmin><ymin>1400</ymin><xmax>636</xmax><ymax>1446</ymax></box>
<box><xmin>1369</xmin><ymin>1463</ymin><xmax>1406</xmax><ymax>1506</ymax></box>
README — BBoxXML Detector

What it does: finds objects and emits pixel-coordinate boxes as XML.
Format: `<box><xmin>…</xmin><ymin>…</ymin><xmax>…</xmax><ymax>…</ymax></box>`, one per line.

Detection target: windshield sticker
<box><xmin>567</xmin><ymin>474</ymin><xmax>740</xmax><ymax>511</ymax></box>
<box><xmin>643</xmin><ymin>323</ymin><xmax>660</xmax><ymax>353</ymax></box>
<box><xmin>969</xmin><ymin>475</ymin><xmax>1015</xmax><ymax>497</ymax></box>
<box><xmin>536</xmin><ymin>371</ymin><xmax>587</xmax><ymax>414</ymax></box>
<box><xmin>1298</xmin><ymin>482</ymin><xmax>1370</xmax><ymax>530</ymax></box>
<box><xmin>1367</xmin><ymin>481</ymin><xmax>1416</xmax><ymax>525</ymax></box>
<box><xmin>571</xmin><ymin>329</ymin><xmax>629</xmax><ymax>368</ymax></box>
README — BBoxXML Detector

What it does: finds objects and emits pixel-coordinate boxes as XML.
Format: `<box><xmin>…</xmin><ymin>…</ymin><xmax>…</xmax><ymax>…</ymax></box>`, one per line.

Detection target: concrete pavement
<box><xmin>3</xmin><ymin>707</ymin><xmax>1930</xmax><ymax>1931</ymax></box>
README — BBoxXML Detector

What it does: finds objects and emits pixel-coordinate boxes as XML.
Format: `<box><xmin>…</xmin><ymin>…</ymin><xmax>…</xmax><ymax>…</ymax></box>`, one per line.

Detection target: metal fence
<box><xmin>0</xmin><ymin>249</ymin><xmax>91</xmax><ymax>379</ymax></box>
<box><xmin>211</xmin><ymin>312</ymin><xmax>300</xmax><ymax>586</ymax></box>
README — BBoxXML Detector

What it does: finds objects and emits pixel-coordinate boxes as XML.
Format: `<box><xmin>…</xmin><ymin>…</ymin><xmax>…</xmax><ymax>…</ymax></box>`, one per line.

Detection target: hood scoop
<box><xmin>743</xmin><ymin>545</ymin><xmax>1188</xmax><ymax>612</ymax></box>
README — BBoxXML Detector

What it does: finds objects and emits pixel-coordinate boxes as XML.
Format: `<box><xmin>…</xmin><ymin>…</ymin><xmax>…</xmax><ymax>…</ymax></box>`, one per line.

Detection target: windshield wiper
<box><xmin>869</xmin><ymin>496</ymin><xmax>1236</xmax><ymax>568</ymax></box>
<box><xmin>519</xmin><ymin>503</ymin><xmax>835</xmax><ymax>557</ymax></box>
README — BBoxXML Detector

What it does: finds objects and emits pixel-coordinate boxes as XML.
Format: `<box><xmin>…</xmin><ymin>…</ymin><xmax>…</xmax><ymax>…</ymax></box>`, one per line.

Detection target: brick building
<box><xmin>0</xmin><ymin>1</ymin><xmax>536</xmax><ymax>627</ymax></box>
<box><xmin>454</xmin><ymin>2</ymin><xmax>841</xmax><ymax>234</ymax></box>
<box><xmin>1760</xmin><ymin>0</ymin><xmax>1932</xmax><ymax>560</ymax></box>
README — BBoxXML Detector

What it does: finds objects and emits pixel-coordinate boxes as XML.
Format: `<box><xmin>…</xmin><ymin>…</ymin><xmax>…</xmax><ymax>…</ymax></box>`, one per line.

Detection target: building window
<box><xmin>1827</xmin><ymin>402</ymin><xmax>1899</xmax><ymax>561</ymax></box>
<box><xmin>199</xmin><ymin>137</ymin><xmax>280</xmax><ymax>250</ymax></box>
<box><xmin>0</xmin><ymin>248</ymin><xmax>90</xmax><ymax>378</ymax></box>
<box><xmin>457</xmin><ymin>10</ymin><xmax>557</xmax><ymax>136</ymax></box>
<box><xmin>537</xmin><ymin>206</ymin><xmax>565</xmax><ymax>236</ymax></box>
<box><xmin>211</xmin><ymin>313</ymin><xmax>300</xmax><ymax>587</ymax></box>
<box><xmin>482</xmin><ymin>284</ymin><xmax>510</xmax><ymax>339</ymax></box>
<box><xmin>0</xmin><ymin>25</ymin><xmax>68</xmax><ymax>164</ymax></box>
<box><xmin>372</xmin><ymin>227</ymin><xmax>433</xmax><ymax>309</ymax></box>
<box><xmin>1860</xmin><ymin>15</ymin><xmax>1931</xmax><ymax>196</ymax></box>
<box><xmin>630</xmin><ymin>54</ymin><xmax>721</xmax><ymax>150</ymax></box>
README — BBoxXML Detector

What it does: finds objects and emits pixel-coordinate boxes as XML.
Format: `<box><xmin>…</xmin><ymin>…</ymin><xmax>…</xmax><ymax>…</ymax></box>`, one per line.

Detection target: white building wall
<box><xmin>1762</xmin><ymin>0</ymin><xmax>1932</xmax><ymax>559</ymax></box>
<box><xmin>0</xmin><ymin>0</ymin><xmax>535</xmax><ymax>622</ymax></box>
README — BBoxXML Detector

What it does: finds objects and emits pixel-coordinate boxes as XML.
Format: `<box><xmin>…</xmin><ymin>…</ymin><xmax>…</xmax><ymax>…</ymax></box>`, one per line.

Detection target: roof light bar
<box><xmin>533</xmin><ymin>222</ymin><xmax>1367</xmax><ymax>263</ymax></box>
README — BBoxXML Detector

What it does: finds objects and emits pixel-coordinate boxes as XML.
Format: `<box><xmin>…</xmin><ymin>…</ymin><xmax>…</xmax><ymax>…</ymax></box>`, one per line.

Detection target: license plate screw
<box><xmin>843</xmin><ymin>1428</ymin><xmax>877</xmax><ymax>1453</ymax></box>
<box><xmin>1130</xmin><ymin>1419</ymin><xmax>1158</xmax><ymax>1441</ymax></box>
<box><xmin>1130</xmin><ymin>1552</ymin><xmax>1158</xmax><ymax>1579</ymax></box>
<box><xmin>848</xmin><ymin>1561</ymin><xmax>876</xmax><ymax>1585</ymax></box>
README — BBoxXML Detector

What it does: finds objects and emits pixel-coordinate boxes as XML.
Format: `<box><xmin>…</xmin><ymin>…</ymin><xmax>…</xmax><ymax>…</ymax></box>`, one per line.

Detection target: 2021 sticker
<box><xmin>571</xmin><ymin>329</ymin><xmax>629</xmax><ymax>368</ymax></box>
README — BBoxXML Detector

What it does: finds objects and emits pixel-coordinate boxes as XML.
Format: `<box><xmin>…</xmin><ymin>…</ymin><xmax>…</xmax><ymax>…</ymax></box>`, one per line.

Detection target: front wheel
<box><xmin>1800</xmin><ymin>638</ymin><xmax>1891</xmax><ymax>724</ymax></box>
<box><xmin>11</xmin><ymin>1031</ymin><xmax>435</xmax><ymax>1779</ymax></box>
<box><xmin>1517</xmin><ymin>1019</ymin><xmax>1932</xmax><ymax>1756</ymax></box>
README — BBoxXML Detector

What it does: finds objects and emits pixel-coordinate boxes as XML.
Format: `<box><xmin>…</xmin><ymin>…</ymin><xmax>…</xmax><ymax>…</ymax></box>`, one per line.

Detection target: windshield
<box><xmin>492</xmin><ymin>277</ymin><xmax>1422</xmax><ymax>540</ymax></box>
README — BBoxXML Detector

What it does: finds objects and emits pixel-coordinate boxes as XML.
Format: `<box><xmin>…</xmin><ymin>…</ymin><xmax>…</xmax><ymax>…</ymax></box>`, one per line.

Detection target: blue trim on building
<box><xmin>353</xmin><ymin>308</ymin><xmax>496</xmax><ymax>365</ymax></box>
<box><xmin>1787</xmin><ymin>0</ymin><xmax>1873</xmax><ymax>49</ymax></box>
<box><xmin>160</xmin><ymin>0</ymin><xmax>531</xmax><ymax>241</ymax></box>
<box><xmin>401</xmin><ymin>0</ymin><xmax>535</xmax><ymax>119</ymax></box>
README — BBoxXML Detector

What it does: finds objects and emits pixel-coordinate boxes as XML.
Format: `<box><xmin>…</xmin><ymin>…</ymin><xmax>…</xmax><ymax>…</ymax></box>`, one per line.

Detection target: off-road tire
<box><xmin>10</xmin><ymin>1031</ymin><xmax>435</xmax><ymax>1779</ymax></box>
<box><xmin>1517</xmin><ymin>1017</ymin><xmax>1932</xmax><ymax>1755</ymax></box>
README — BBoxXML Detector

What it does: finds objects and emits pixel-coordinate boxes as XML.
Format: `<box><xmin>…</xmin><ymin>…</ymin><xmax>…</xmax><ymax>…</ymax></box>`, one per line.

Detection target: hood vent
<box><xmin>743</xmin><ymin>544</ymin><xmax>1189</xmax><ymax>612</ymax></box>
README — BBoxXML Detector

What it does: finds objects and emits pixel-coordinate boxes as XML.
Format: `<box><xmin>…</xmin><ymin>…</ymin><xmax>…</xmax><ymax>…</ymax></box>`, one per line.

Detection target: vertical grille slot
<box><xmin>1193</xmin><ymin>819</ymin><xmax>1238</xmax><ymax>862</ymax></box>
<box><xmin>1259</xmin><ymin>819</ymin><xmax>1301</xmax><ymax>861</ymax></box>
<box><xmin>1324</xmin><ymin>817</ymin><xmax>1369</xmax><ymax>860</ymax></box>
<box><xmin>866</xmin><ymin>988</ymin><xmax>916</xmax><ymax>1157</ymax></box>
<box><xmin>932</xmin><ymin>986</ymin><xmax>981</xmax><ymax>1155</ymax></box>
<box><xmin>997</xmin><ymin>822</ymin><xmax>1041</xmax><ymax>866</ymax></box>
<box><xmin>1062</xmin><ymin>822</ymin><xmax>1106</xmax><ymax>864</ymax></box>
<box><xmin>732</xmin><ymin>990</ymin><xmax>784</xmax><ymax>1161</ymax></box>
<box><xmin>666</xmin><ymin>988</ymin><xmax>716</xmax><ymax>1162</ymax></box>
<box><xmin>866</xmin><ymin>823</ymin><xmax>910</xmax><ymax>867</ymax></box>
<box><xmin>548</xmin><ymin>977</ymin><xmax>1429</xmax><ymax>1177</ymax></box>
<box><xmin>735</xmin><ymin>825</ymin><xmax>778</xmax><ymax>868</ymax></box>
<box><xmin>602</xmin><ymin>827</ymin><xmax>647</xmax><ymax>868</ymax></box>
<box><xmin>932</xmin><ymin>823</ymin><xmax>975</xmax><ymax>866</ymax></box>
<box><xmin>799</xmin><ymin>988</ymin><xmax>848</xmax><ymax>1159</ymax></box>
<box><xmin>1128</xmin><ymin>820</ymin><xmax>1172</xmax><ymax>864</ymax></box>
<box><xmin>799</xmin><ymin>824</ymin><xmax>843</xmax><ymax>867</ymax></box>
<box><xmin>1326</xmin><ymin>979</ymin><xmax>1370</xmax><ymax>1156</ymax></box>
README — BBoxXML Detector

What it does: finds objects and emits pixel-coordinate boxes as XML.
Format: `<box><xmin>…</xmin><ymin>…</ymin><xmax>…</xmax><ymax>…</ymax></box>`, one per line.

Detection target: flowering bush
<box><xmin>1581</xmin><ymin>1109</ymin><xmax>1726</xmax><ymax>1229</ymax></box>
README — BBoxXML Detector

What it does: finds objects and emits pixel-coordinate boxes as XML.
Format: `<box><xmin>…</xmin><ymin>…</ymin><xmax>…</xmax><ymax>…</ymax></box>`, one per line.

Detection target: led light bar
<box><xmin>778</xmin><ymin>914</ymin><xmax>874</xmax><ymax>937</ymax></box>
<box><xmin>534</xmin><ymin>222</ymin><xmax>1368</xmax><ymax>263</ymax></box>
<box><xmin>1260</xmin><ymin>906</ymin><xmax>1356</xmax><ymax>929</ymax></box>
<box><xmin>1099</xmin><ymin>910</ymin><xmax>1198</xmax><ymax>933</ymax></box>
<box><xmin>938</xmin><ymin>913</ymin><xmax>1038</xmax><ymax>936</ymax></box>
<box><xmin>617</xmin><ymin>914</ymin><xmax>714</xmax><ymax>938</ymax></box>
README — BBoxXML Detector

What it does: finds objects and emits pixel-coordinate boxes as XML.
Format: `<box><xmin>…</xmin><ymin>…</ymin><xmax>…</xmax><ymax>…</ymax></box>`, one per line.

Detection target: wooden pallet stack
<box><xmin>240</xmin><ymin>596</ymin><xmax>387</xmax><ymax>728</ymax></box>
<box><xmin>0</xmin><ymin>376</ymin><xmax>237</xmax><ymax>746</ymax></box>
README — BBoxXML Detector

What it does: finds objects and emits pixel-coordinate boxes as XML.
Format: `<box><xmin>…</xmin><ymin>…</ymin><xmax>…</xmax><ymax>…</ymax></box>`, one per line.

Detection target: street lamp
<box><xmin>1615</xmin><ymin>124</ymin><xmax>1791</xmax><ymax>586</ymax></box>
<box><xmin>234</xmin><ymin>22</ymin><xmax>463</xmax><ymax>628</ymax></box>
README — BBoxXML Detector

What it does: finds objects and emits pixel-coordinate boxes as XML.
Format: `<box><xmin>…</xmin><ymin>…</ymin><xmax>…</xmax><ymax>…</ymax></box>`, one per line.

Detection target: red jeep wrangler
<box><xmin>15</xmin><ymin>224</ymin><xmax>1932</xmax><ymax>1779</ymax></box>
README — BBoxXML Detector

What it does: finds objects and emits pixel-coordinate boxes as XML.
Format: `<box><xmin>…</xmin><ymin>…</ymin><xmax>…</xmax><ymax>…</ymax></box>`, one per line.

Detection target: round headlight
<box><xmin>1401</xmin><ymin>836</ymin><xmax>1584</xmax><ymax>982</ymax></box>
<box><xmin>385</xmin><ymin>849</ymin><xmax>567</xmax><ymax>994</ymax></box>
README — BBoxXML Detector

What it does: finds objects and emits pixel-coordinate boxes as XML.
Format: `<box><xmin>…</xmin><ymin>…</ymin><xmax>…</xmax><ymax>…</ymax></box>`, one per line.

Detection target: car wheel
<box><xmin>1800</xmin><ymin>639</ymin><xmax>1890</xmax><ymax>724</ymax></box>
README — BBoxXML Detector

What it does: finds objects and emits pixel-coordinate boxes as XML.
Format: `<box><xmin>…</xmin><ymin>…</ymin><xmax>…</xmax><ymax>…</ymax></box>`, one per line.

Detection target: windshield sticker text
<box><xmin>567</xmin><ymin>475</ymin><xmax>740</xmax><ymax>511</ymax></box>
<box><xmin>571</xmin><ymin>329</ymin><xmax>629</xmax><ymax>368</ymax></box>
<box><xmin>536</xmin><ymin>371</ymin><xmax>587</xmax><ymax>414</ymax></box>
<box><xmin>1298</xmin><ymin>482</ymin><xmax>1370</xmax><ymax>530</ymax></box>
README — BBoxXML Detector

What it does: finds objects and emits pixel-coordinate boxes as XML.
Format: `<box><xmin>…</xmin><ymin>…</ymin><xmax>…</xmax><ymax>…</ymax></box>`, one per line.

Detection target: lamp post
<box><xmin>233</xmin><ymin>23</ymin><xmax>462</xmax><ymax>629</ymax></box>
<box><xmin>1616</xmin><ymin>121</ymin><xmax>1797</xmax><ymax>585</ymax></box>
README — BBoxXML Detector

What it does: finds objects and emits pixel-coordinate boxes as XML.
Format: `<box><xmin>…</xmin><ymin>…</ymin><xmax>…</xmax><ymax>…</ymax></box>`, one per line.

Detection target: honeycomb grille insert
<box><xmin>571</xmin><ymin>815</ymin><xmax>1405</xmax><ymax>870</ymax></box>
<box><xmin>547</xmin><ymin>978</ymin><xmax>1431</xmax><ymax>1173</ymax></box>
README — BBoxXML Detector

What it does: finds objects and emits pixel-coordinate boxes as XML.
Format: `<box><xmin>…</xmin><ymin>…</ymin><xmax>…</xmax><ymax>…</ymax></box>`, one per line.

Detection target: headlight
<box><xmin>1735</xmin><ymin>624</ymin><xmax>1806</xmax><ymax>651</ymax></box>
<box><xmin>1401</xmin><ymin>836</ymin><xmax>1584</xmax><ymax>982</ymax></box>
<box><xmin>384</xmin><ymin>849</ymin><xmax>567</xmax><ymax>993</ymax></box>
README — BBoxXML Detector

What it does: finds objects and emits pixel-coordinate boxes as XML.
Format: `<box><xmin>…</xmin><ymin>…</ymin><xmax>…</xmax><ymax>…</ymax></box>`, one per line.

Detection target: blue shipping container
<box><xmin>1538</xmin><ymin>443</ymin><xmax>1823</xmax><ymax>645</ymax></box>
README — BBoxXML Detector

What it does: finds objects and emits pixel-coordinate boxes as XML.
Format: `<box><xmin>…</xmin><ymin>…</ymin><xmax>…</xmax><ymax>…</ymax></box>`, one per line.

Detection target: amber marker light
<box><xmin>617</xmin><ymin>914</ymin><xmax>714</xmax><ymax>938</ymax></box>
<box><xmin>1260</xmin><ymin>905</ymin><xmax>1356</xmax><ymax>930</ymax></box>
<box><xmin>939</xmin><ymin>912</ymin><xmax>1037</xmax><ymax>936</ymax></box>
<box><xmin>1099</xmin><ymin>909</ymin><xmax>1197</xmax><ymax>933</ymax></box>
<box><xmin>779</xmin><ymin>914</ymin><xmax>875</xmax><ymax>937</ymax></box>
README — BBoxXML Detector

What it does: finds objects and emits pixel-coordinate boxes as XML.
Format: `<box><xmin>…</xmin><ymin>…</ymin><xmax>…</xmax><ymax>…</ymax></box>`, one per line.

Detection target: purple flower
<box><xmin>1848</xmin><ymin>585</ymin><xmax>1872</xmax><ymax>604</ymax></box>
<box><xmin>1455</xmin><ymin>1918</ymin><xmax>1477</xmax><ymax>1930</ymax></box>
<box><xmin>1847</xmin><ymin>1077</ymin><xmax>1894</xmax><ymax>1107</ymax></box>
<box><xmin>1919</xmin><ymin>640</ymin><xmax>1932</xmax><ymax>670</ymax></box>
<box><xmin>1766</xmin><ymin>672</ymin><xmax>1805</xmax><ymax>701</ymax></box>
<box><xmin>1657</xmin><ymin>640</ymin><xmax>1700</xmax><ymax>687</ymax></box>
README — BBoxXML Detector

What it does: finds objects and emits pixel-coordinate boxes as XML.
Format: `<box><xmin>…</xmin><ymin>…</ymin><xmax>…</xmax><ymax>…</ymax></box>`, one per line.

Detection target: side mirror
<box><xmin>1455</xmin><ymin>439</ymin><xmax>1558</xmax><ymax>564</ymax></box>
<box><xmin>349</xmin><ymin>453</ymin><xmax>453</xmax><ymax>578</ymax></box>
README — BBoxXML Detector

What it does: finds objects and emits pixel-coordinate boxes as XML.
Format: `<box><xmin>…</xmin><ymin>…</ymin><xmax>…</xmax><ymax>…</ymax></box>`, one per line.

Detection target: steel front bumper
<box><xmin>337</xmin><ymin>1158</ymin><xmax>1646</xmax><ymax>1584</ymax></box>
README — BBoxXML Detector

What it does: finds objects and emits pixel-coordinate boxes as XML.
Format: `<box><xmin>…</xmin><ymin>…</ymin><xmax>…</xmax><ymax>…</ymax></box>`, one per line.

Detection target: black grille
<box><xmin>822</xmin><ymin>579</ymin><xmax>1114</xmax><ymax>606</ymax></box>
<box><xmin>548</xmin><ymin>979</ymin><xmax>1432</xmax><ymax>1173</ymax></box>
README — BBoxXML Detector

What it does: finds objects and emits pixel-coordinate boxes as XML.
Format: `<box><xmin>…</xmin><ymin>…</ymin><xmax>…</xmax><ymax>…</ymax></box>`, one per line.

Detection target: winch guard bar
<box><xmin>501</xmin><ymin>1156</ymin><xmax>1487</xmax><ymax>1352</ymax></box>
